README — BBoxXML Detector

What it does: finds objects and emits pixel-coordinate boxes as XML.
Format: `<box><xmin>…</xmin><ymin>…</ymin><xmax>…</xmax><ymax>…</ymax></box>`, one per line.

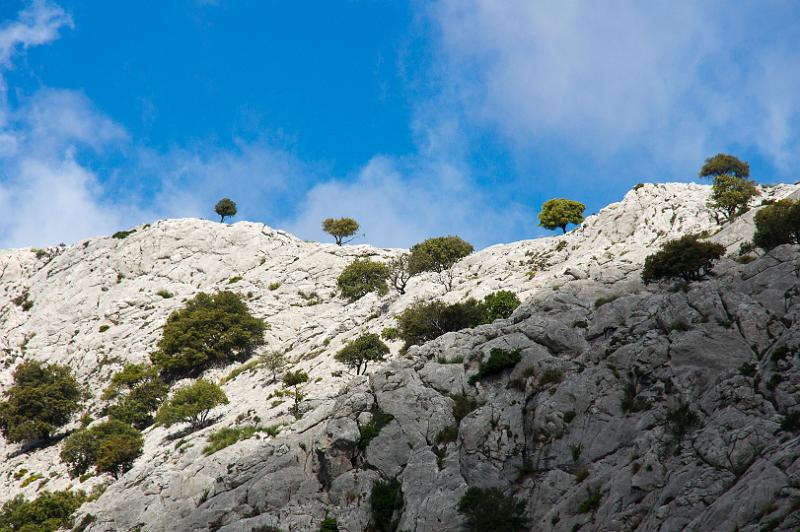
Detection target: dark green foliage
<box><xmin>203</xmin><ymin>425</ymin><xmax>260</xmax><ymax>455</ymax></box>
<box><xmin>151</xmin><ymin>291</ymin><xmax>267</xmax><ymax>380</ymax></box>
<box><xmin>771</xmin><ymin>346</ymin><xmax>791</xmax><ymax>363</ymax></box>
<box><xmin>112</xmin><ymin>229</ymin><xmax>136</xmax><ymax>239</ymax></box>
<box><xmin>699</xmin><ymin>153</ymin><xmax>750</xmax><ymax>179</ymax></box>
<box><xmin>780</xmin><ymin>411</ymin><xmax>800</xmax><ymax>433</ymax></box>
<box><xmin>739</xmin><ymin>362</ymin><xmax>757</xmax><ymax>378</ymax></box>
<box><xmin>335</xmin><ymin>334</ymin><xmax>389</xmax><ymax>375</ymax></box>
<box><xmin>359</xmin><ymin>408</ymin><xmax>394</xmax><ymax>450</ymax></box>
<box><xmin>0</xmin><ymin>490</ymin><xmax>87</xmax><ymax>532</ymax></box>
<box><xmin>318</xmin><ymin>518</ymin><xmax>339</xmax><ymax>532</ymax></box>
<box><xmin>753</xmin><ymin>199</ymin><xmax>800</xmax><ymax>250</ymax></box>
<box><xmin>155</xmin><ymin>379</ymin><xmax>229</xmax><ymax>429</ymax></box>
<box><xmin>322</xmin><ymin>217</ymin><xmax>360</xmax><ymax>245</ymax></box>
<box><xmin>620</xmin><ymin>380</ymin><xmax>647</xmax><ymax>413</ymax></box>
<box><xmin>282</xmin><ymin>371</ymin><xmax>309</xmax><ymax>417</ymax></box>
<box><xmin>450</xmin><ymin>393</ymin><xmax>479</xmax><ymax>424</ymax></box>
<box><xmin>563</xmin><ymin>410</ymin><xmax>576</xmax><ymax>423</ymax></box>
<box><xmin>407</xmin><ymin>236</ymin><xmax>474</xmax><ymax>290</ymax></box>
<box><xmin>641</xmin><ymin>234</ymin><xmax>725</xmax><ymax>284</ymax></box>
<box><xmin>664</xmin><ymin>403</ymin><xmax>700</xmax><ymax>437</ymax></box>
<box><xmin>0</xmin><ymin>361</ymin><xmax>83</xmax><ymax>444</ymax></box>
<box><xmin>214</xmin><ymin>198</ymin><xmax>237</xmax><ymax>222</ymax></box>
<box><xmin>457</xmin><ymin>487</ymin><xmax>528</xmax><ymax>532</ymax></box>
<box><xmin>577</xmin><ymin>484</ymin><xmax>603</xmax><ymax>514</ymax></box>
<box><xmin>337</xmin><ymin>259</ymin><xmax>390</xmax><ymax>302</ymax></box>
<box><xmin>538</xmin><ymin>198</ymin><xmax>585</xmax><ymax>233</ymax></box>
<box><xmin>369</xmin><ymin>478</ymin><xmax>402</xmax><ymax>532</ymax></box>
<box><xmin>396</xmin><ymin>299</ymin><xmax>486</xmax><ymax>350</ymax></box>
<box><xmin>469</xmin><ymin>348</ymin><xmax>522</xmax><ymax>384</ymax></box>
<box><xmin>707</xmin><ymin>175</ymin><xmax>759</xmax><ymax>223</ymax></box>
<box><xmin>481</xmin><ymin>290</ymin><xmax>521</xmax><ymax>322</ymax></box>
<box><xmin>104</xmin><ymin>364</ymin><xmax>169</xmax><ymax>429</ymax></box>
<box><xmin>435</xmin><ymin>425</ymin><xmax>459</xmax><ymax>445</ymax></box>
<box><xmin>380</xmin><ymin>327</ymin><xmax>400</xmax><ymax>341</ymax></box>
<box><xmin>60</xmin><ymin>420</ymin><xmax>144</xmax><ymax>479</ymax></box>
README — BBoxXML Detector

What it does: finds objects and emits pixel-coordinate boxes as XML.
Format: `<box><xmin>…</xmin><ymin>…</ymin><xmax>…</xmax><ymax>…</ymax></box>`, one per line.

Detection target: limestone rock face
<box><xmin>1</xmin><ymin>182</ymin><xmax>800</xmax><ymax>531</ymax></box>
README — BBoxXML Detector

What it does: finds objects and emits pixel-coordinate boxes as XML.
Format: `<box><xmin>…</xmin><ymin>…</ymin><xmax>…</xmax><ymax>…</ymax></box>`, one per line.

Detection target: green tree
<box><xmin>322</xmin><ymin>217</ymin><xmax>360</xmax><ymax>245</ymax></box>
<box><xmin>538</xmin><ymin>198</ymin><xmax>585</xmax><ymax>234</ymax></box>
<box><xmin>387</xmin><ymin>254</ymin><xmax>414</xmax><ymax>295</ymax></box>
<box><xmin>396</xmin><ymin>299</ymin><xmax>486</xmax><ymax>351</ymax></box>
<box><xmin>699</xmin><ymin>153</ymin><xmax>750</xmax><ymax>179</ymax></box>
<box><xmin>102</xmin><ymin>363</ymin><xmax>169</xmax><ymax>429</ymax></box>
<box><xmin>0</xmin><ymin>489</ymin><xmax>87</xmax><ymax>532</ymax></box>
<box><xmin>60</xmin><ymin>420</ymin><xmax>143</xmax><ymax>479</ymax></box>
<box><xmin>151</xmin><ymin>291</ymin><xmax>267</xmax><ymax>380</ymax></box>
<box><xmin>335</xmin><ymin>333</ymin><xmax>389</xmax><ymax>375</ymax></box>
<box><xmin>481</xmin><ymin>290</ymin><xmax>520</xmax><ymax>322</ymax></box>
<box><xmin>336</xmin><ymin>258</ymin><xmax>390</xmax><ymax>302</ymax></box>
<box><xmin>707</xmin><ymin>174</ymin><xmax>759</xmax><ymax>223</ymax></box>
<box><xmin>214</xmin><ymin>198</ymin><xmax>237</xmax><ymax>222</ymax></box>
<box><xmin>457</xmin><ymin>487</ymin><xmax>528</xmax><ymax>532</ymax></box>
<box><xmin>754</xmin><ymin>199</ymin><xmax>800</xmax><ymax>250</ymax></box>
<box><xmin>282</xmin><ymin>370</ymin><xmax>309</xmax><ymax>417</ymax></box>
<box><xmin>0</xmin><ymin>361</ymin><xmax>83</xmax><ymax>444</ymax></box>
<box><xmin>408</xmin><ymin>236</ymin><xmax>474</xmax><ymax>291</ymax></box>
<box><xmin>261</xmin><ymin>351</ymin><xmax>288</xmax><ymax>383</ymax></box>
<box><xmin>155</xmin><ymin>379</ymin><xmax>229</xmax><ymax>429</ymax></box>
<box><xmin>642</xmin><ymin>234</ymin><xmax>725</xmax><ymax>284</ymax></box>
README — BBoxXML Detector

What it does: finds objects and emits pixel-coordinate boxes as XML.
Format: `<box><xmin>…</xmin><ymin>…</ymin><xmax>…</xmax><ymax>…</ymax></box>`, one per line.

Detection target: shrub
<box><xmin>335</xmin><ymin>334</ymin><xmax>389</xmax><ymax>375</ymax></box>
<box><xmin>699</xmin><ymin>153</ymin><xmax>750</xmax><ymax>179</ymax></box>
<box><xmin>0</xmin><ymin>361</ymin><xmax>83</xmax><ymax>444</ymax></box>
<box><xmin>107</xmin><ymin>380</ymin><xmax>169</xmax><ymax>430</ymax></box>
<box><xmin>60</xmin><ymin>420</ymin><xmax>143</xmax><ymax>479</ymax></box>
<box><xmin>336</xmin><ymin>259</ymin><xmax>390</xmax><ymax>302</ymax></box>
<box><xmin>214</xmin><ymin>198</ymin><xmax>237</xmax><ymax>222</ymax></box>
<box><xmin>319</xmin><ymin>518</ymin><xmax>340</xmax><ymax>532</ymax></box>
<box><xmin>706</xmin><ymin>174</ymin><xmax>759</xmax><ymax>223</ymax></box>
<box><xmin>155</xmin><ymin>379</ymin><xmax>229</xmax><ymax>429</ymax></box>
<box><xmin>112</xmin><ymin>229</ymin><xmax>136</xmax><ymax>239</ymax></box>
<box><xmin>481</xmin><ymin>290</ymin><xmax>520</xmax><ymax>322</ymax></box>
<box><xmin>577</xmin><ymin>484</ymin><xmax>603</xmax><ymax>514</ymax></box>
<box><xmin>282</xmin><ymin>371</ymin><xmax>309</xmax><ymax>417</ymax></box>
<box><xmin>261</xmin><ymin>351</ymin><xmax>288</xmax><ymax>383</ymax></box>
<box><xmin>407</xmin><ymin>236</ymin><xmax>474</xmax><ymax>291</ymax></box>
<box><xmin>359</xmin><ymin>407</ymin><xmax>394</xmax><ymax>450</ymax></box>
<box><xmin>457</xmin><ymin>487</ymin><xmax>528</xmax><ymax>532</ymax></box>
<box><xmin>0</xmin><ymin>490</ymin><xmax>87</xmax><ymax>532</ymax></box>
<box><xmin>388</xmin><ymin>254</ymin><xmax>414</xmax><ymax>294</ymax></box>
<box><xmin>469</xmin><ymin>348</ymin><xmax>522</xmax><ymax>384</ymax></box>
<box><xmin>780</xmin><ymin>411</ymin><xmax>800</xmax><ymax>433</ymax></box>
<box><xmin>150</xmin><ymin>291</ymin><xmax>267</xmax><ymax>380</ymax></box>
<box><xmin>641</xmin><ymin>234</ymin><xmax>725</xmax><ymax>284</ymax></box>
<box><xmin>538</xmin><ymin>368</ymin><xmax>563</xmax><ymax>387</ymax></box>
<box><xmin>156</xmin><ymin>289</ymin><xmax>173</xmax><ymax>299</ymax></box>
<box><xmin>753</xmin><ymin>199</ymin><xmax>800</xmax><ymax>250</ymax></box>
<box><xmin>203</xmin><ymin>425</ymin><xmax>259</xmax><ymax>455</ymax></box>
<box><xmin>396</xmin><ymin>299</ymin><xmax>485</xmax><ymax>350</ymax></box>
<box><xmin>268</xmin><ymin>281</ymin><xmax>281</xmax><ymax>291</ymax></box>
<box><xmin>380</xmin><ymin>327</ymin><xmax>400</xmax><ymax>341</ymax></box>
<box><xmin>538</xmin><ymin>198</ymin><xmax>586</xmax><ymax>234</ymax></box>
<box><xmin>370</xmin><ymin>478</ymin><xmax>403</xmax><ymax>532</ymax></box>
<box><xmin>664</xmin><ymin>403</ymin><xmax>700</xmax><ymax>438</ymax></box>
<box><xmin>98</xmin><ymin>325</ymin><xmax>110</xmax><ymax>333</ymax></box>
<box><xmin>450</xmin><ymin>394</ymin><xmax>479</xmax><ymax>424</ymax></box>
<box><xmin>322</xmin><ymin>217</ymin><xmax>360</xmax><ymax>245</ymax></box>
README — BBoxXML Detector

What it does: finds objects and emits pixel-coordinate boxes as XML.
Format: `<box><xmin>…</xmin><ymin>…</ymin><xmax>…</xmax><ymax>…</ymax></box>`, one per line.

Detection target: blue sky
<box><xmin>0</xmin><ymin>1</ymin><xmax>798</xmax><ymax>249</ymax></box>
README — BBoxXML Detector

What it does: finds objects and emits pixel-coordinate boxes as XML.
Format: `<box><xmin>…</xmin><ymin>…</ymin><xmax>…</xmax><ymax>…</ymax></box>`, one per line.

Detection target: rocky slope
<box><xmin>1</xmin><ymin>182</ymin><xmax>799</xmax><ymax>531</ymax></box>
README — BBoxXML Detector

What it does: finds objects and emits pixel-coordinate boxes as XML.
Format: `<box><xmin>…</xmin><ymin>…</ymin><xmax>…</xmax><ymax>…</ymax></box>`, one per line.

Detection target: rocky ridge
<box><xmin>1</xmin><ymin>182</ymin><xmax>799</xmax><ymax>531</ymax></box>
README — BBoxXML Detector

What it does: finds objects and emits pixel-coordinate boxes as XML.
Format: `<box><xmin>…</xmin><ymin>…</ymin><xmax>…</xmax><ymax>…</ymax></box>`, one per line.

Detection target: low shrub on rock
<box><xmin>481</xmin><ymin>290</ymin><xmax>520</xmax><ymax>322</ymax></box>
<box><xmin>641</xmin><ymin>234</ymin><xmax>725</xmax><ymax>284</ymax></box>
<box><xmin>753</xmin><ymin>199</ymin><xmax>800</xmax><ymax>250</ymax></box>
<box><xmin>457</xmin><ymin>486</ymin><xmax>528</xmax><ymax>532</ymax></box>
<box><xmin>0</xmin><ymin>489</ymin><xmax>87</xmax><ymax>532</ymax></box>
<box><xmin>155</xmin><ymin>379</ymin><xmax>229</xmax><ymax>430</ymax></box>
<box><xmin>60</xmin><ymin>420</ymin><xmax>143</xmax><ymax>479</ymax></box>
<box><xmin>336</xmin><ymin>259</ymin><xmax>390</xmax><ymax>302</ymax></box>
<box><xmin>468</xmin><ymin>348</ymin><xmax>522</xmax><ymax>384</ymax></box>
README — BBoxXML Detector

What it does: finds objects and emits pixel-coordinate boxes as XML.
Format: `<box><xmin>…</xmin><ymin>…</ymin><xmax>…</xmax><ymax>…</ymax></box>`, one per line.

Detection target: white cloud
<box><xmin>429</xmin><ymin>0</ymin><xmax>800</xmax><ymax>175</ymax></box>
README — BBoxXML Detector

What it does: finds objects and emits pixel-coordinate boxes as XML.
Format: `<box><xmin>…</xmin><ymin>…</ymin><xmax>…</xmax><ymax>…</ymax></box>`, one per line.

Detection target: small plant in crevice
<box><xmin>318</xmin><ymin>517</ymin><xmax>340</xmax><ymax>532</ymax></box>
<box><xmin>780</xmin><ymin>411</ymin><xmax>800</xmax><ymax>433</ymax></box>
<box><xmin>468</xmin><ymin>348</ymin><xmax>522</xmax><ymax>385</ymax></box>
<box><xmin>577</xmin><ymin>484</ymin><xmax>603</xmax><ymax>514</ymax></box>
<box><xmin>457</xmin><ymin>486</ymin><xmax>528</xmax><ymax>532</ymax></box>
<box><xmin>358</xmin><ymin>407</ymin><xmax>394</xmax><ymax>450</ymax></box>
<box><xmin>620</xmin><ymin>380</ymin><xmax>647</xmax><ymax>414</ymax></box>
<box><xmin>574</xmin><ymin>466</ymin><xmax>590</xmax><ymax>483</ymax></box>
<box><xmin>369</xmin><ymin>477</ymin><xmax>402</xmax><ymax>532</ymax></box>
<box><xmin>450</xmin><ymin>393</ymin><xmax>480</xmax><ymax>424</ymax></box>
<box><xmin>570</xmin><ymin>443</ymin><xmax>582</xmax><ymax>463</ymax></box>
<box><xmin>738</xmin><ymin>362</ymin><xmax>757</xmax><ymax>378</ymax></box>
<box><xmin>538</xmin><ymin>368</ymin><xmax>564</xmax><ymax>387</ymax></box>
<box><xmin>663</xmin><ymin>403</ymin><xmax>700</xmax><ymax>438</ymax></box>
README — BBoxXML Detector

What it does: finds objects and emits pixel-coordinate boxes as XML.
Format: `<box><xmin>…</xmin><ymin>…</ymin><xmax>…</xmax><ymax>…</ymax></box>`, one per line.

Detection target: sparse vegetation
<box><xmin>336</xmin><ymin>258</ymin><xmax>390</xmax><ymax>302</ymax></box>
<box><xmin>0</xmin><ymin>361</ymin><xmax>83</xmax><ymax>444</ymax></box>
<box><xmin>156</xmin><ymin>289</ymin><xmax>173</xmax><ymax>299</ymax></box>
<box><xmin>104</xmin><ymin>364</ymin><xmax>169</xmax><ymax>429</ymax></box>
<box><xmin>664</xmin><ymin>403</ymin><xmax>700</xmax><ymax>438</ymax></box>
<box><xmin>707</xmin><ymin>174</ymin><xmax>759</xmax><ymax>223</ymax></box>
<box><xmin>202</xmin><ymin>424</ymin><xmax>279</xmax><ymax>455</ymax></box>
<box><xmin>642</xmin><ymin>234</ymin><xmax>725</xmax><ymax>284</ymax></box>
<box><xmin>261</xmin><ymin>351</ymin><xmax>288</xmax><ymax>383</ymax></box>
<box><xmin>387</xmin><ymin>254</ymin><xmax>414</xmax><ymax>294</ymax></box>
<box><xmin>112</xmin><ymin>229</ymin><xmax>136</xmax><ymax>239</ymax></box>
<box><xmin>457</xmin><ymin>487</ymin><xmax>528</xmax><ymax>532</ymax></box>
<box><xmin>481</xmin><ymin>290</ymin><xmax>521</xmax><ymax>322</ymax></box>
<box><xmin>577</xmin><ymin>484</ymin><xmax>603</xmax><ymax>514</ymax></box>
<box><xmin>358</xmin><ymin>407</ymin><xmax>394</xmax><ymax>450</ymax></box>
<box><xmin>322</xmin><ymin>217</ymin><xmax>360</xmax><ymax>245</ymax></box>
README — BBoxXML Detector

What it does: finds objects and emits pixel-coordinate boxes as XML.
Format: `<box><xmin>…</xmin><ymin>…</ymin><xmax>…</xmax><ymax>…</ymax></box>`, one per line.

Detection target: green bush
<box><xmin>336</xmin><ymin>259</ymin><xmax>390</xmax><ymax>302</ymax></box>
<box><xmin>156</xmin><ymin>379</ymin><xmax>229</xmax><ymax>429</ymax></box>
<box><xmin>641</xmin><ymin>234</ymin><xmax>725</xmax><ymax>284</ymax></box>
<box><xmin>150</xmin><ymin>291</ymin><xmax>267</xmax><ymax>380</ymax></box>
<box><xmin>538</xmin><ymin>198</ymin><xmax>585</xmax><ymax>234</ymax></box>
<box><xmin>214</xmin><ymin>198</ymin><xmax>237</xmax><ymax>222</ymax></box>
<box><xmin>370</xmin><ymin>478</ymin><xmax>402</xmax><ymax>532</ymax></box>
<box><xmin>359</xmin><ymin>407</ymin><xmax>394</xmax><ymax>450</ymax></box>
<box><xmin>396</xmin><ymin>299</ymin><xmax>486</xmax><ymax>351</ymax></box>
<box><xmin>322</xmin><ymin>217</ymin><xmax>360</xmax><ymax>245</ymax></box>
<box><xmin>468</xmin><ymin>348</ymin><xmax>522</xmax><ymax>384</ymax></box>
<box><xmin>754</xmin><ymin>199</ymin><xmax>800</xmax><ymax>250</ymax></box>
<box><xmin>450</xmin><ymin>393</ymin><xmax>479</xmax><ymax>424</ymax></box>
<box><xmin>0</xmin><ymin>361</ymin><xmax>83</xmax><ymax>444</ymax></box>
<box><xmin>203</xmin><ymin>425</ymin><xmax>259</xmax><ymax>455</ymax></box>
<box><xmin>318</xmin><ymin>517</ymin><xmax>340</xmax><ymax>532</ymax></box>
<box><xmin>380</xmin><ymin>327</ymin><xmax>400</xmax><ymax>341</ymax></box>
<box><xmin>699</xmin><ymin>153</ymin><xmax>750</xmax><ymax>179</ymax></box>
<box><xmin>457</xmin><ymin>487</ymin><xmax>528</xmax><ymax>532</ymax></box>
<box><xmin>60</xmin><ymin>420</ymin><xmax>143</xmax><ymax>479</ymax></box>
<box><xmin>481</xmin><ymin>290</ymin><xmax>520</xmax><ymax>322</ymax></box>
<box><xmin>407</xmin><ymin>236</ymin><xmax>474</xmax><ymax>290</ymax></box>
<box><xmin>577</xmin><ymin>484</ymin><xmax>603</xmax><ymax>514</ymax></box>
<box><xmin>282</xmin><ymin>371</ymin><xmax>309</xmax><ymax>417</ymax></box>
<box><xmin>780</xmin><ymin>411</ymin><xmax>800</xmax><ymax>433</ymax></box>
<box><xmin>112</xmin><ymin>229</ymin><xmax>136</xmax><ymax>239</ymax></box>
<box><xmin>335</xmin><ymin>333</ymin><xmax>389</xmax><ymax>375</ymax></box>
<box><xmin>664</xmin><ymin>403</ymin><xmax>700</xmax><ymax>438</ymax></box>
<box><xmin>0</xmin><ymin>489</ymin><xmax>87</xmax><ymax>532</ymax></box>
<box><xmin>103</xmin><ymin>363</ymin><xmax>169</xmax><ymax>429</ymax></box>
<box><xmin>706</xmin><ymin>174</ymin><xmax>759</xmax><ymax>223</ymax></box>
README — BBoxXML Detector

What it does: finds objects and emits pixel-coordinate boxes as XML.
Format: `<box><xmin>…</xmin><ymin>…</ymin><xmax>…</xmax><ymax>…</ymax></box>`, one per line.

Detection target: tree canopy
<box><xmin>0</xmin><ymin>489</ymin><xmax>87</xmax><ymax>532</ymax></box>
<box><xmin>155</xmin><ymin>379</ymin><xmax>229</xmax><ymax>429</ymax></box>
<box><xmin>151</xmin><ymin>291</ymin><xmax>267</xmax><ymax>380</ymax></box>
<box><xmin>538</xmin><ymin>198</ymin><xmax>585</xmax><ymax>233</ymax></box>
<box><xmin>337</xmin><ymin>258</ymin><xmax>390</xmax><ymax>302</ymax></box>
<box><xmin>706</xmin><ymin>174</ymin><xmax>759</xmax><ymax>223</ymax></box>
<box><xmin>60</xmin><ymin>419</ymin><xmax>144</xmax><ymax>479</ymax></box>
<box><xmin>407</xmin><ymin>236</ymin><xmax>474</xmax><ymax>290</ymax></box>
<box><xmin>335</xmin><ymin>333</ymin><xmax>389</xmax><ymax>375</ymax></box>
<box><xmin>642</xmin><ymin>234</ymin><xmax>725</xmax><ymax>284</ymax></box>
<box><xmin>104</xmin><ymin>365</ymin><xmax>169</xmax><ymax>430</ymax></box>
<box><xmin>322</xmin><ymin>217</ymin><xmax>360</xmax><ymax>245</ymax></box>
<box><xmin>0</xmin><ymin>361</ymin><xmax>83</xmax><ymax>444</ymax></box>
<box><xmin>754</xmin><ymin>199</ymin><xmax>800</xmax><ymax>250</ymax></box>
<box><xmin>214</xmin><ymin>198</ymin><xmax>237</xmax><ymax>222</ymax></box>
<box><xmin>699</xmin><ymin>153</ymin><xmax>750</xmax><ymax>179</ymax></box>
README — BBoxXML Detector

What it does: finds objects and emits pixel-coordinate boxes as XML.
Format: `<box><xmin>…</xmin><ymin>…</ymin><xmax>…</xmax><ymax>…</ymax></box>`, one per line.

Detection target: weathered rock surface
<box><xmin>2</xmin><ymin>182</ymin><xmax>800</xmax><ymax>531</ymax></box>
